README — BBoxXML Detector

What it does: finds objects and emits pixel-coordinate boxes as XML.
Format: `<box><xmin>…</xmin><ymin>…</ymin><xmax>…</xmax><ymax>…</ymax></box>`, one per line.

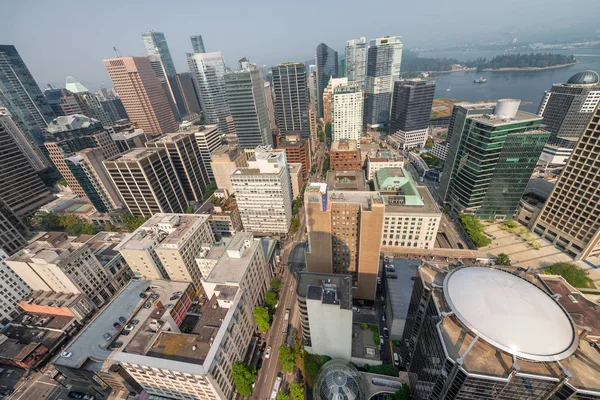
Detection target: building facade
<box><xmin>187</xmin><ymin>124</ymin><xmax>223</xmax><ymax>182</ymax></box>
<box><xmin>76</xmin><ymin>147</ymin><xmax>124</xmax><ymax>212</ymax></box>
<box><xmin>264</xmin><ymin>81</ymin><xmax>277</xmax><ymax>129</ymax></box>
<box><xmin>0</xmin><ymin>199</ymin><xmax>29</xmax><ymax>256</ymax></box>
<box><xmin>346</xmin><ymin>37</ymin><xmax>367</xmax><ymax>90</ymax></box>
<box><xmin>142</xmin><ymin>31</ymin><xmax>177</xmax><ymax>76</ymax></box>
<box><xmin>272</xmin><ymin>63</ymin><xmax>309</xmax><ymax>139</ymax></box>
<box><xmin>332</xmin><ymin>84</ymin><xmax>364</xmax><ymax>142</ymax></box>
<box><xmin>323</xmin><ymin>77</ymin><xmax>348</xmax><ymax>124</ymax></box>
<box><xmin>0</xmin><ymin>249</ymin><xmax>31</xmax><ymax>326</ymax></box>
<box><xmin>210</xmin><ymin>145</ymin><xmax>248</xmax><ymax>194</ymax></box>
<box><xmin>190</xmin><ymin>35</ymin><xmax>206</xmax><ymax>54</ymax></box>
<box><xmin>278</xmin><ymin>133</ymin><xmax>310</xmax><ymax>180</ymax></box>
<box><xmin>330</xmin><ymin>139</ymin><xmax>362</xmax><ymax>171</ymax></box>
<box><xmin>315</xmin><ymin>43</ymin><xmax>339</xmax><ymax>117</ymax></box>
<box><xmin>390</xmin><ymin>80</ymin><xmax>436</xmax><ymax>149</ymax></box>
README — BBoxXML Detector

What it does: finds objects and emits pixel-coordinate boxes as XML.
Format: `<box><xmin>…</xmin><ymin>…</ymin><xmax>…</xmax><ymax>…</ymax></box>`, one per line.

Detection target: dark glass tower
<box><xmin>315</xmin><ymin>43</ymin><xmax>338</xmax><ymax>117</ymax></box>
<box><xmin>271</xmin><ymin>63</ymin><xmax>309</xmax><ymax>139</ymax></box>
<box><xmin>141</xmin><ymin>31</ymin><xmax>177</xmax><ymax>76</ymax></box>
<box><xmin>390</xmin><ymin>80</ymin><xmax>436</xmax><ymax>148</ymax></box>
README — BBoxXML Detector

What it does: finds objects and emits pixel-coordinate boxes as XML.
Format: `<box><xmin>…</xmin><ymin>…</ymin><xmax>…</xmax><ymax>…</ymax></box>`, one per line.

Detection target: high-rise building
<box><xmin>0</xmin><ymin>198</ymin><xmax>29</xmax><ymax>256</ymax></box>
<box><xmin>0</xmin><ymin>109</ymin><xmax>53</xmax><ymax>215</ymax></box>
<box><xmin>365</xmin><ymin>36</ymin><xmax>403</xmax><ymax>127</ymax></box>
<box><xmin>146</xmin><ymin>132</ymin><xmax>208</xmax><ymax>202</ymax></box>
<box><xmin>442</xmin><ymin>100</ymin><xmax>550</xmax><ymax>219</ymax></box>
<box><xmin>173</xmin><ymin>72</ymin><xmax>202</xmax><ymax>116</ymax></box>
<box><xmin>231</xmin><ymin>147</ymin><xmax>293</xmax><ymax>235</ymax></box>
<box><xmin>532</xmin><ymin>103</ymin><xmax>600</xmax><ymax>260</ymax></box>
<box><xmin>76</xmin><ymin>147</ymin><xmax>124</xmax><ymax>212</ymax></box>
<box><xmin>278</xmin><ymin>133</ymin><xmax>310</xmax><ymax>180</ymax></box>
<box><xmin>224</xmin><ymin>69</ymin><xmax>272</xmax><ymax>149</ymax></box>
<box><xmin>103</xmin><ymin>148</ymin><xmax>187</xmax><ymax>217</ymax></box>
<box><xmin>44</xmin><ymin>87</ymin><xmax>88</xmax><ymax>116</ymax></box>
<box><xmin>190</xmin><ymin>35</ymin><xmax>206</xmax><ymax>54</ymax></box>
<box><xmin>401</xmin><ymin>263</ymin><xmax>600</xmax><ymax>400</ymax></box>
<box><xmin>323</xmin><ymin>77</ymin><xmax>348</xmax><ymax>124</ymax></box>
<box><xmin>0</xmin><ymin>249</ymin><xmax>31</xmax><ymax>327</ymax></box>
<box><xmin>390</xmin><ymin>80</ymin><xmax>436</xmax><ymax>149</ymax></box>
<box><xmin>0</xmin><ymin>45</ymin><xmax>54</xmax><ymax>166</ymax></box>
<box><xmin>147</xmin><ymin>55</ymin><xmax>181</xmax><ymax>121</ymax></box>
<box><xmin>304</xmin><ymin>183</ymin><xmax>384</xmax><ymax>300</ymax></box>
<box><xmin>183</xmin><ymin>124</ymin><xmax>222</xmax><ymax>182</ymax></box>
<box><xmin>315</xmin><ymin>43</ymin><xmax>339</xmax><ymax>118</ymax></box>
<box><xmin>109</xmin><ymin>123</ymin><xmax>148</xmax><ymax>153</ymax></box>
<box><xmin>308</xmin><ymin>65</ymin><xmax>318</xmax><ymax>113</ymax></box>
<box><xmin>141</xmin><ymin>30</ymin><xmax>177</xmax><ymax>76</ymax></box>
<box><xmin>345</xmin><ymin>37</ymin><xmax>367</xmax><ymax>90</ymax></box>
<box><xmin>264</xmin><ymin>82</ymin><xmax>277</xmax><ymax>129</ymax></box>
<box><xmin>65</xmin><ymin>76</ymin><xmax>115</xmax><ymax>128</ymax></box>
<box><xmin>272</xmin><ymin>63</ymin><xmax>309</xmax><ymax>138</ymax></box>
<box><xmin>187</xmin><ymin>52</ymin><xmax>230</xmax><ymax>134</ymax></box>
<box><xmin>104</xmin><ymin>56</ymin><xmax>178</xmax><ymax>135</ymax></box>
<box><xmin>537</xmin><ymin>70</ymin><xmax>600</xmax><ymax>165</ymax></box>
<box><xmin>210</xmin><ymin>145</ymin><xmax>248</xmax><ymax>194</ymax></box>
<box><xmin>332</xmin><ymin>84</ymin><xmax>364</xmax><ymax>142</ymax></box>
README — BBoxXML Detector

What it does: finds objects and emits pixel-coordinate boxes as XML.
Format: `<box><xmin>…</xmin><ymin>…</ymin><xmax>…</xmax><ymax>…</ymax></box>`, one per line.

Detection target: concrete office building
<box><xmin>210</xmin><ymin>145</ymin><xmax>248</xmax><ymax>194</ymax></box>
<box><xmin>104</xmin><ymin>148</ymin><xmax>187</xmax><ymax>217</ymax></box>
<box><xmin>190</xmin><ymin>35</ymin><xmax>206</xmax><ymax>54</ymax></box>
<box><xmin>401</xmin><ymin>263</ymin><xmax>600</xmax><ymax>399</ymax></box>
<box><xmin>537</xmin><ymin>70</ymin><xmax>600</xmax><ymax>165</ymax></box>
<box><xmin>142</xmin><ymin>30</ymin><xmax>177</xmax><ymax>76</ymax></box>
<box><xmin>272</xmin><ymin>63</ymin><xmax>309</xmax><ymax>138</ymax></box>
<box><xmin>104</xmin><ymin>56</ymin><xmax>178</xmax><ymax>135</ymax></box>
<box><xmin>187</xmin><ymin>52</ymin><xmax>230</xmax><ymax>134</ymax></box>
<box><xmin>5</xmin><ymin>232</ymin><xmax>124</xmax><ymax>307</ymax></box>
<box><xmin>297</xmin><ymin>272</ymin><xmax>353</xmax><ymax>360</ymax></box>
<box><xmin>289</xmin><ymin>163</ymin><xmax>303</xmax><ymax>199</ymax></box>
<box><xmin>0</xmin><ymin>249</ymin><xmax>31</xmax><ymax>326</ymax></box>
<box><xmin>172</xmin><ymin>72</ymin><xmax>202</xmax><ymax>116</ymax></box>
<box><xmin>231</xmin><ymin>147</ymin><xmax>293</xmax><ymax>235</ymax></box>
<box><xmin>332</xmin><ymin>84</ymin><xmax>364</xmax><ymax>142</ymax></box>
<box><xmin>330</xmin><ymin>139</ymin><xmax>362</xmax><ymax>170</ymax></box>
<box><xmin>0</xmin><ymin>110</ymin><xmax>53</xmax><ymax>216</ymax></box>
<box><xmin>224</xmin><ymin>69</ymin><xmax>272</xmax><ymax>149</ymax></box>
<box><xmin>304</xmin><ymin>184</ymin><xmax>384</xmax><ymax>300</ymax></box>
<box><xmin>365</xmin><ymin>37</ymin><xmax>403</xmax><ymax>127</ymax></box>
<box><xmin>278</xmin><ymin>133</ymin><xmax>310</xmax><ymax>180</ymax></box>
<box><xmin>44</xmin><ymin>86</ymin><xmax>88</xmax><ymax>117</ymax></box>
<box><xmin>146</xmin><ymin>132</ymin><xmax>208</xmax><ymax>202</ymax></box>
<box><xmin>264</xmin><ymin>82</ymin><xmax>277</xmax><ymax>129</ymax></box>
<box><xmin>184</xmin><ymin>124</ymin><xmax>223</xmax><ymax>182</ymax></box>
<box><xmin>0</xmin><ymin>199</ymin><xmax>29</xmax><ymax>256</ymax></box>
<box><xmin>117</xmin><ymin>213</ymin><xmax>213</xmax><ymax>287</ymax></box>
<box><xmin>147</xmin><ymin>55</ymin><xmax>181</xmax><ymax>121</ymax></box>
<box><xmin>0</xmin><ymin>45</ymin><xmax>54</xmax><ymax>167</ymax></box>
<box><xmin>390</xmin><ymin>80</ymin><xmax>436</xmax><ymax>149</ymax></box>
<box><xmin>323</xmin><ymin>77</ymin><xmax>348</xmax><ymax>125</ymax></box>
<box><xmin>346</xmin><ymin>37</ymin><xmax>367</xmax><ymax>90</ymax></box>
<box><xmin>76</xmin><ymin>147</ymin><xmax>124</xmax><ymax>211</ymax></box>
<box><xmin>0</xmin><ymin>107</ymin><xmax>48</xmax><ymax>172</ymax></box>
<box><xmin>366</xmin><ymin>150</ymin><xmax>404</xmax><ymax>180</ymax></box>
<box><xmin>110</xmin><ymin>124</ymin><xmax>148</xmax><ymax>153</ymax></box>
<box><xmin>442</xmin><ymin>100</ymin><xmax>549</xmax><ymax>219</ymax></box>
<box><xmin>315</xmin><ymin>43</ymin><xmax>339</xmax><ymax>117</ymax></box>
<box><xmin>532</xmin><ymin>103</ymin><xmax>600</xmax><ymax>260</ymax></box>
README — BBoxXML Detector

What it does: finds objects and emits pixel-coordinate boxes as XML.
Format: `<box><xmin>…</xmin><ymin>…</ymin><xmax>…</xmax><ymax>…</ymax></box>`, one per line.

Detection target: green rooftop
<box><xmin>374</xmin><ymin>167</ymin><xmax>424</xmax><ymax>206</ymax></box>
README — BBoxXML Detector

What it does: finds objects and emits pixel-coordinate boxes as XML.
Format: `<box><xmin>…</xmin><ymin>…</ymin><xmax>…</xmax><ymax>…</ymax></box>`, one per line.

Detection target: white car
<box><xmin>379</xmin><ymin>335</ymin><xmax>384</xmax><ymax>344</ymax></box>
<box><xmin>61</xmin><ymin>351</ymin><xmax>72</xmax><ymax>358</ymax></box>
<box><xmin>265</xmin><ymin>345</ymin><xmax>272</xmax><ymax>359</ymax></box>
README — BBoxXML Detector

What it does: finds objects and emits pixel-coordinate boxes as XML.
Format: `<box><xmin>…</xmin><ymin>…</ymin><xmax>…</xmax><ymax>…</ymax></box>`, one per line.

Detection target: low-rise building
<box><xmin>326</xmin><ymin>170</ymin><xmax>368</xmax><ymax>191</ymax></box>
<box><xmin>206</xmin><ymin>193</ymin><xmax>244</xmax><ymax>237</ymax></box>
<box><xmin>18</xmin><ymin>290</ymin><xmax>96</xmax><ymax>324</ymax></box>
<box><xmin>289</xmin><ymin>163</ymin><xmax>304</xmax><ymax>199</ymax></box>
<box><xmin>366</xmin><ymin>150</ymin><xmax>404</xmax><ymax>180</ymax></box>
<box><xmin>330</xmin><ymin>139</ymin><xmax>362</xmax><ymax>171</ymax></box>
<box><xmin>277</xmin><ymin>133</ymin><xmax>310</xmax><ymax>180</ymax></box>
<box><xmin>38</xmin><ymin>193</ymin><xmax>97</xmax><ymax>221</ymax></box>
<box><xmin>0</xmin><ymin>325</ymin><xmax>66</xmax><ymax>370</ymax></box>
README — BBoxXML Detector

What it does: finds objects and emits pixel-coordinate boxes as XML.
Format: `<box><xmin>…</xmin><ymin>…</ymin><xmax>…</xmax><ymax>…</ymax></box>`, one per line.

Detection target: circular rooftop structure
<box><xmin>314</xmin><ymin>360</ymin><xmax>365</xmax><ymax>400</ymax></box>
<box><xmin>443</xmin><ymin>267</ymin><xmax>578</xmax><ymax>362</ymax></box>
<box><xmin>567</xmin><ymin>70</ymin><xmax>599</xmax><ymax>85</ymax></box>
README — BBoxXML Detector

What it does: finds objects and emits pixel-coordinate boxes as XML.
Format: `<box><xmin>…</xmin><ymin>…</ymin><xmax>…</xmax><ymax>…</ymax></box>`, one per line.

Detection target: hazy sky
<box><xmin>2</xmin><ymin>0</ymin><xmax>598</xmax><ymax>91</ymax></box>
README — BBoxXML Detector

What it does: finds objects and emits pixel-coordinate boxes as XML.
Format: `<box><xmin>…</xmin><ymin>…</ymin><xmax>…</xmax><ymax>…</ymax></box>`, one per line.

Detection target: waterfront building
<box><xmin>330</xmin><ymin>139</ymin><xmax>362</xmax><ymax>171</ymax></box>
<box><xmin>272</xmin><ymin>63</ymin><xmax>309</xmax><ymax>139</ymax></box>
<box><xmin>441</xmin><ymin>100</ymin><xmax>549</xmax><ymax>219</ymax></box>
<box><xmin>210</xmin><ymin>145</ymin><xmax>248</xmax><ymax>194</ymax></box>
<box><xmin>315</xmin><ymin>43</ymin><xmax>339</xmax><ymax>117</ymax></box>
<box><xmin>346</xmin><ymin>37</ymin><xmax>367</xmax><ymax>90</ymax></box>
<box><xmin>390</xmin><ymin>80</ymin><xmax>436</xmax><ymax>149</ymax></box>
<box><xmin>141</xmin><ymin>30</ymin><xmax>177</xmax><ymax>76</ymax></box>
<box><xmin>365</xmin><ymin>37</ymin><xmax>403</xmax><ymax>127</ymax></box>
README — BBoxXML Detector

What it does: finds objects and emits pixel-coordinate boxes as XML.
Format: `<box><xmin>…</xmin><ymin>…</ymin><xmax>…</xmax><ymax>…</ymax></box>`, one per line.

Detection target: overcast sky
<box><xmin>2</xmin><ymin>0</ymin><xmax>598</xmax><ymax>91</ymax></box>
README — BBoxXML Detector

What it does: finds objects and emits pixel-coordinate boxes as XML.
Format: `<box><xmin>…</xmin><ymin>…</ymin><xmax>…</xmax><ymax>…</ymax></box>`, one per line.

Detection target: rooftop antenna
<box><xmin>113</xmin><ymin>47</ymin><xmax>122</xmax><ymax>57</ymax></box>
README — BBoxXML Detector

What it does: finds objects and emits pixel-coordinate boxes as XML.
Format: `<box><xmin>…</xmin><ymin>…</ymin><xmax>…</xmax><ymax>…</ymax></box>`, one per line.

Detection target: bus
<box><xmin>270</xmin><ymin>375</ymin><xmax>282</xmax><ymax>400</ymax></box>
<box><xmin>282</xmin><ymin>309</ymin><xmax>290</xmax><ymax>335</ymax></box>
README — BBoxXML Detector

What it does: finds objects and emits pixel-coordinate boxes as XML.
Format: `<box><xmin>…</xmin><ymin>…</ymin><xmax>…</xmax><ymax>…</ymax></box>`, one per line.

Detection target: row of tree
<box><xmin>402</xmin><ymin>53</ymin><xmax>574</xmax><ymax>72</ymax></box>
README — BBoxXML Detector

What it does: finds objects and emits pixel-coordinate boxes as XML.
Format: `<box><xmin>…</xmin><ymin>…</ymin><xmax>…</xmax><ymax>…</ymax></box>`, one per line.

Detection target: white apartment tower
<box><xmin>345</xmin><ymin>37</ymin><xmax>367</xmax><ymax>90</ymax></box>
<box><xmin>332</xmin><ymin>84</ymin><xmax>364</xmax><ymax>142</ymax></box>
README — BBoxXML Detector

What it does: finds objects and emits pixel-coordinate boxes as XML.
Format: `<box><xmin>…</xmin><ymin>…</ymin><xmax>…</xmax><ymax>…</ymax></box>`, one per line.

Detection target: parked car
<box><xmin>139</xmin><ymin>293</ymin><xmax>147</xmax><ymax>298</ymax></box>
<box><xmin>83</xmin><ymin>395</ymin><xmax>95</xmax><ymax>400</ymax></box>
<box><xmin>383</xmin><ymin>327</ymin><xmax>389</xmax><ymax>338</ymax></box>
<box><xmin>381</xmin><ymin>314</ymin><xmax>386</xmax><ymax>322</ymax></box>
<box><xmin>379</xmin><ymin>335</ymin><xmax>384</xmax><ymax>344</ymax></box>
<box><xmin>68</xmin><ymin>392</ymin><xmax>84</xmax><ymax>399</ymax></box>
<box><xmin>125</xmin><ymin>324</ymin><xmax>135</xmax><ymax>331</ymax></box>
<box><xmin>61</xmin><ymin>351</ymin><xmax>72</xmax><ymax>358</ymax></box>
<box><xmin>394</xmin><ymin>353</ymin><xmax>399</xmax><ymax>366</ymax></box>
<box><xmin>265</xmin><ymin>346</ymin><xmax>272</xmax><ymax>359</ymax></box>
<box><xmin>109</xmin><ymin>341</ymin><xmax>123</xmax><ymax>349</ymax></box>
<box><xmin>113</xmin><ymin>322</ymin><xmax>121</xmax><ymax>330</ymax></box>
<box><xmin>131</xmin><ymin>319</ymin><xmax>139</xmax><ymax>325</ymax></box>
<box><xmin>103</xmin><ymin>333</ymin><xmax>112</xmax><ymax>341</ymax></box>
<box><xmin>118</xmin><ymin>316</ymin><xmax>126</xmax><ymax>324</ymax></box>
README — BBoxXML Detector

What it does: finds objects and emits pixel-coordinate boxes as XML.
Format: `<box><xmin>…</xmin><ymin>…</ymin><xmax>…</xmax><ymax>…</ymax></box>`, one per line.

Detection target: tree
<box><xmin>253</xmin><ymin>306</ymin><xmax>270</xmax><ymax>332</ymax></box>
<box><xmin>186</xmin><ymin>204</ymin><xmax>195</xmax><ymax>214</ymax></box>
<box><xmin>277</xmin><ymin>392</ymin><xmax>289</xmax><ymax>400</ymax></box>
<box><xmin>395</xmin><ymin>385</ymin><xmax>411</xmax><ymax>400</ymax></box>
<box><xmin>544</xmin><ymin>263</ymin><xmax>595</xmax><ymax>288</ymax></box>
<box><xmin>290</xmin><ymin>218</ymin><xmax>300</xmax><ymax>233</ymax></box>
<box><xmin>425</xmin><ymin>138</ymin><xmax>434</xmax><ymax>149</ymax></box>
<box><xmin>231</xmin><ymin>361</ymin><xmax>256</xmax><ymax>397</ymax></box>
<box><xmin>203</xmin><ymin>182</ymin><xmax>218</xmax><ymax>200</ymax></box>
<box><xmin>324</xmin><ymin>122</ymin><xmax>332</xmax><ymax>140</ymax></box>
<box><xmin>271</xmin><ymin>278</ymin><xmax>282</xmax><ymax>292</ymax></box>
<box><xmin>360</xmin><ymin>323</ymin><xmax>368</xmax><ymax>330</ymax></box>
<box><xmin>303</xmin><ymin>351</ymin><xmax>331</xmax><ymax>387</ymax></box>
<box><xmin>289</xmin><ymin>382</ymin><xmax>304</xmax><ymax>400</ymax></box>
<box><xmin>278</xmin><ymin>345</ymin><xmax>296</xmax><ymax>372</ymax></box>
<box><xmin>495</xmin><ymin>253</ymin><xmax>511</xmax><ymax>266</ymax></box>
<box><xmin>458</xmin><ymin>214</ymin><xmax>491</xmax><ymax>248</ymax></box>
<box><xmin>265</xmin><ymin>291</ymin><xmax>278</xmax><ymax>309</ymax></box>
<box><xmin>121</xmin><ymin>212</ymin><xmax>150</xmax><ymax>232</ymax></box>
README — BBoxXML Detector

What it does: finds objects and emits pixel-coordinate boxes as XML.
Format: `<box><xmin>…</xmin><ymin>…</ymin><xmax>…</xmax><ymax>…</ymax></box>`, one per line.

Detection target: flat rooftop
<box><xmin>289</xmin><ymin>163</ymin><xmax>302</xmax><ymax>174</ymax></box>
<box><xmin>297</xmin><ymin>272</ymin><xmax>352</xmax><ymax>310</ymax></box>
<box><xmin>385</xmin><ymin>260</ymin><xmax>419</xmax><ymax>320</ymax></box>
<box><xmin>326</xmin><ymin>170</ymin><xmax>367</xmax><ymax>191</ymax></box>
<box><xmin>472</xmin><ymin>109</ymin><xmax>542</xmax><ymax>127</ymax></box>
<box><xmin>200</xmin><ymin>233</ymin><xmax>260</xmax><ymax>285</ymax></box>
<box><xmin>331</xmin><ymin>139</ymin><xmax>357</xmax><ymax>152</ymax></box>
<box><xmin>106</xmin><ymin>147</ymin><xmax>161</xmax><ymax>161</ymax></box>
<box><xmin>383</xmin><ymin>187</ymin><xmax>440</xmax><ymax>214</ymax></box>
<box><xmin>147</xmin><ymin>132</ymin><xmax>190</xmax><ymax>144</ymax></box>
<box><xmin>327</xmin><ymin>190</ymin><xmax>383</xmax><ymax>210</ymax></box>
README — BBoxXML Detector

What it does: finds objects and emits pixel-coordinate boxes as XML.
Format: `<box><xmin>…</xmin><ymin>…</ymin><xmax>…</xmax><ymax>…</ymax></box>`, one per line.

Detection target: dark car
<box><xmin>109</xmin><ymin>341</ymin><xmax>124</xmax><ymax>349</ymax></box>
<box><xmin>69</xmin><ymin>392</ymin><xmax>84</xmax><ymax>399</ymax></box>
<box><xmin>113</xmin><ymin>322</ymin><xmax>122</xmax><ymax>330</ymax></box>
<box><xmin>119</xmin><ymin>330</ymin><xmax>130</xmax><ymax>336</ymax></box>
<box><xmin>131</xmin><ymin>319</ymin><xmax>139</xmax><ymax>325</ymax></box>
<box><xmin>139</xmin><ymin>293</ymin><xmax>147</xmax><ymax>298</ymax></box>
<box><xmin>118</xmin><ymin>316</ymin><xmax>126</xmax><ymax>324</ymax></box>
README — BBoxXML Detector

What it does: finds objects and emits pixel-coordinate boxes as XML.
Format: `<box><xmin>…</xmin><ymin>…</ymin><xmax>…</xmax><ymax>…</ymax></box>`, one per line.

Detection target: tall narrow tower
<box><xmin>315</xmin><ymin>43</ymin><xmax>339</xmax><ymax>117</ymax></box>
<box><xmin>345</xmin><ymin>37</ymin><xmax>367</xmax><ymax>90</ymax></box>
<box><xmin>271</xmin><ymin>63</ymin><xmax>309</xmax><ymax>139</ymax></box>
<box><xmin>141</xmin><ymin>30</ymin><xmax>177</xmax><ymax>76</ymax></box>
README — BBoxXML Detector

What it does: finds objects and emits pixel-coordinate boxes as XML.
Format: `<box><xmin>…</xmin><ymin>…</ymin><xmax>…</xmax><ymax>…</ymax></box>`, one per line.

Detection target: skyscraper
<box><xmin>147</xmin><ymin>55</ymin><xmax>181</xmax><ymax>121</ymax></box>
<box><xmin>0</xmin><ymin>107</ymin><xmax>47</xmax><ymax>172</ymax></box>
<box><xmin>345</xmin><ymin>37</ymin><xmax>367</xmax><ymax>89</ymax></box>
<box><xmin>103</xmin><ymin>148</ymin><xmax>187</xmax><ymax>217</ymax></box>
<box><xmin>442</xmin><ymin>100</ymin><xmax>550</xmax><ymax>219</ymax></box>
<box><xmin>224</xmin><ymin>69</ymin><xmax>272</xmax><ymax>149</ymax></box>
<box><xmin>365</xmin><ymin>36</ymin><xmax>403</xmax><ymax>127</ymax></box>
<box><xmin>104</xmin><ymin>56</ymin><xmax>178</xmax><ymax>135</ymax></box>
<box><xmin>0</xmin><ymin>249</ymin><xmax>31</xmax><ymax>326</ymax></box>
<box><xmin>532</xmin><ymin>103</ymin><xmax>600</xmax><ymax>260</ymax></box>
<box><xmin>322</xmin><ymin>77</ymin><xmax>348</xmax><ymax>124</ymax></box>
<box><xmin>186</xmin><ymin>124</ymin><xmax>222</xmax><ymax>182</ymax></box>
<box><xmin>332</xmin><ymin>84</ymin><xmax>364</xmax><ymax>142</ymax></box>
<box><xmin>190</xmin><ymin>35</ymin><xmax>206</xmax><ymax>54</ymax></box>
<box><xmin>0</xmin><ymin>45</ymin><xmax>54</xmax><ymax>168</ymax></box>
<box><xmin>315</xmin><ymin>43</ymin><xmax>339</xmax><ymax>117</ymax></box>
<box><xmin>141</xmin><ymin>30</ymin><xmax>177</xmax><ymax>76</ymax></box>
<box><xmin>76</xmin><ymin>147</ymin><xmax>124</xmax><ymax>212</ymax></box>
<box><xmin>272</xmin><ymin>63</ymin><xmax>309</xmax><ymax>139</ymax></box>
<box><xmin>173</xmin><ymin>72</ymin><xmax>202</xmax><ymax>115</ymax></box>
<box><xmin>390</xmin><ymin>80</ymin><xmax>436</xmax><ymax>149</ymax></box>
<box><xmin>537</xmin><ymin>70</ymin><xmax>600</xmax><ymax>165</ymax></box>
<box><xmin>187</xmin><ymin>52</ymin><xmax>230</xmax><ymax>134</ymax></box>
<box><xmin>264</xmin><ymin>82</ymin><xmax>277</xmax><ymax>129</ymax></box>
<box><xmin>0</xmin><ymin>198</ymin><xmax>29</xmax><ymax>256</ymax></box>
<box><xmin>0</xmin><ymin>109</ymin><xmax>53</xmax><ymax>216</ymax></box>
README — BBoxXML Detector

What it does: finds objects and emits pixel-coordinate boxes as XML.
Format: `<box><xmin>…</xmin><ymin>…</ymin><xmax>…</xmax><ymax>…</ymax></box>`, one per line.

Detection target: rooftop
<box><xmin>383</xmin><ymin>187</ymin><xmax>440</xmax><ymax>214</ymax></box>
<box><xmin>472</xmin><ymin>109</ymin><xmax>543</xmax><ymax>127</ymax></box>
<box><xmin>331</xmin><ymin>139</ymin><xmax>358</xmax><ymax>152</ymax></box>
<box><xmin>297</xmin><ymin>272</ymin><xmax>352</xmax><ymax>310</ymax></box>
<box><xmin>180</xmin><ymin>124</ymin><xmax>219</xmax><ymax>136</ymax></box>
<box><xmin>385</xmin><ymin>260</ymin><xmax>419</xmax><ymax>320</ymax></box>
<box><xmin>289</xmin><ymin>163</ymin><xmax>302</xmax><ymax>174</ymax></box>
<box><xmin>326</xmin><ymin>170</ymin><xmax>367</xmax><ymax>191</ymax></box>
<box><xmin>199</xmin><ymin>233</ymin><xmax>259</xmax><ymax>285</ymax></box>
<box><xmin>46</xmin><ymin>114</ymin><xmax>100</xmax><ymax>133</ymax></box>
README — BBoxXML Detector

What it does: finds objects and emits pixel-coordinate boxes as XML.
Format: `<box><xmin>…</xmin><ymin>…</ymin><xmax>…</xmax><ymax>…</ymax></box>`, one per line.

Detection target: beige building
<box><xmin>366</xmin><ymin>152</ymin><xmax>404</xmax><ymax>180</ymax></box>
<box><xmin>322</xmin><ymin>77</ymin><xmax>348</xmax><ymax>125</ymax></box>
<box><xmin>304</xmin><ymin>184</ymin><xmax>384</xmax><ymax>300</ymax></box>
<box><xmin>104</xmin><ymin>148</ymin><xmax>187</xmax><ymax>217</ymax></box>
<box><xmin>210</xmin><ymin>145</ymin><xmax>248</xmax><ymax>194</ymax></box>
<box><xmin>184</xmin><ymin>124</ymin><xmax>223</xmax><ymax>182</ymax></box>
<box><xmin>117</xmin><ymin>214</ymin><xmax>214</xmax><ymax>287</ymax></box>
<box><xmin>533</xmin><ymin>104</ymin><xmax>600</xmax><ymax>259</ymax></box>
<box><xmin>103</xmin><ymin>56</ymin><xmax>178</xmax><ymax>135</ymax></box>
<box><xmin>289</xmin><ymin>163</ymin><xmax>303</xmax><ymax>199</ymax></box>
<box><xmin>206</xmin><ymin>193</ymin><xmax>244</xmax><ymax>237</ymax></box>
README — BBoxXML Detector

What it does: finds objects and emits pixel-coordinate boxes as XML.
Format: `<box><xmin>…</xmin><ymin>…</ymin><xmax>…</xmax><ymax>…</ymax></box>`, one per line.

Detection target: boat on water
<box><xmin>446</xmin><ymin>86</ymin><xmax>451</xmax><ymax>92</ymax></box>
<box><xmin>473</xmin><ymin>77</ymin><xmax>487</xmax><ymax>84</ymax></box>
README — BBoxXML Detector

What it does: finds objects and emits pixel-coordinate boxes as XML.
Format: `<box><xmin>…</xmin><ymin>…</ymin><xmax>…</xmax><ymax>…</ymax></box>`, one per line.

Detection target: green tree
<box><xmin>121</xmin><ymin>212</ymin><xmax>150</xmax><ymax>232</ymax></box>
<box><xmin>324</xmin><ymin>122</ymin><xmax>332</xmax><ymax>140</ymax></box>
<box><xmin>290</xmin><ymin>218</ymin><xmax>300</xmax><ymax>233</ymax></box>
<box><xmin>186</xmin><ymin>204</ymin><xmax>195</xmax><ymax>214</ymax></box>
<box><xmin>425</xmin><ymin>138</ymin><xmax>434</xmax><ymax>149</ymax></box>
<box><xmin>203</xmin><ymin>183</ymin><xmax>218</xmax><ymax>200</ymax></box>
<box><xmin>458</xmin><ymin>214</ymin><xmax>491</xmax><ymax>247</ymax></box>
<box><xmin>277</xmin><ymin>392</ymin><xmax>289</xmax><ymax>400</ymax></box>
<box><xmin>495</xmin><ymin>253</ymin><xmax>511</xmax><ymax>266</ymax></box>
<box><xmin>253</xmin><ymin>306</ymin><xmax>270</xmax><ymax>332</ymax></box>
<box><xmin>265</xmin><ymin>291</ymin><xmax>278</xmax><ymax>309</ymax></box>
<box><xmin>271</xmin><ymin>278</ymin><xmax>282</xmax><ymax>292</ymax></box>
<box><xmin>231</xmin><ymin>361</ymin><xmax>256</xmax><ymax>397</ymax></box>
<box><xmin>322</xmin><ymin>154</ymin><xmax>330</xmax><ymax>175</ymax></box>
<box><xmin>278</xmin><ymin>345</ymin><xmax>296</xmax><ymax>372</ymax></box>
<box><xmin>289</xmin><ymin>382</ymin><xmax>304</xmax><ymax>400</ymax></box>
<box><xmin>544</xmin><ymin>263</ymin><xmax>595</xmax><ymax>288</ymax></box>
<box><xmin>395</xmin><ymin>385</ymin><xmax>411</xmax><ymax>400</ymax></box>
<box><xmin>303</xmin><ymin>352</ymin><xmax>331</xmax><ymax>387</ymax></box>
<box><xmin>360</xmin><ymin>323</ymin><xmax>368</xmax><ymax>330</ymax></box>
